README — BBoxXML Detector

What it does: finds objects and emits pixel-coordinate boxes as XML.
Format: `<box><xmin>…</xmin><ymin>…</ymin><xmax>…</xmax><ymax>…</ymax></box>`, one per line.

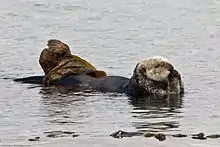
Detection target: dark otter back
<box><xmin>54</xmin><ymin>75</ymin><xmax>94</xmax><ymax>85</ymax></box>
<box><xmin>55</xmin><ymin>75</ymin><xmax>129</xmax><ymax>93</ymax></box>
<box><xmin>89</xmin><ymin>76</ymin><xmax>129</xmax><ymax>93</ymax></box>
<box><xmin>13</xmin><ymin>75</ymin><xmax>130</xmax><ymax>94</ymax></box>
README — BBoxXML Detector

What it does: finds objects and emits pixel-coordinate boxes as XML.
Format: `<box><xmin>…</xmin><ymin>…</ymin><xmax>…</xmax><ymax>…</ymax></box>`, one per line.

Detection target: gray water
<box><xmin>1</xmin><ymin>0</ymin><xmax>220</xmax><ymax>146</ymax></box>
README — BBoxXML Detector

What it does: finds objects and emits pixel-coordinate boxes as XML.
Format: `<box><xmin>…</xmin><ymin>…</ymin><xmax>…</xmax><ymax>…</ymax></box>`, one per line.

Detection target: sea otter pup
<box><xmin>15</xmin><ymin>56</ymin><xmax>183</xmax><ymax>96</ymax></box>
<box><xmin>39</xmin><ymin>39</ymin><xmax>106</xmax><ymax>85</ymax></box>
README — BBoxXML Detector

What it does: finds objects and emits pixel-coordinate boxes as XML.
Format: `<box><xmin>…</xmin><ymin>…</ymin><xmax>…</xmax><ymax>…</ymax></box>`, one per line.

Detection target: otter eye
<box><xmin>155</xmin><ymin>65</ymin><xmax>160</xmax><ymax>68</ymax></box>
<box><xmin>140</xmin><ymin>67</ymin><xmax>146</xmax><ymax>74</ymax></box>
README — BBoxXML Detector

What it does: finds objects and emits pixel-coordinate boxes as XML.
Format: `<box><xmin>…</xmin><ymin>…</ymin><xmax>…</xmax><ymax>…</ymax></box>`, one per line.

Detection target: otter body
<box><xmin>56</xmin><ymin>75</ymin><xmax>130</xmax><ymax>93</ymax></box>
<box><xmin>14</xmin><ymin>56</ymin><xmax>184</xmax><ymax>96</ymax></box>
<box><xmin>14</xmin><ymin>73</ymin><xmax>181</xmax><ymax>96</ymax></box>
<box><xmin>14</xmin><ymin>75</ymin><xmax>131</xmax><ymax>94</ymax></box>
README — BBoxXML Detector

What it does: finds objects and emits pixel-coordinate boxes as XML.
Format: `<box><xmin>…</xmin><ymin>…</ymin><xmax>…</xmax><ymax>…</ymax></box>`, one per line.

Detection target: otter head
<box><xmin>135</xmin><ymin>56</ymin><xmax>173</xmax><ymax>82</ymax></box>
<box><xmin>133</xmin><ymin>56</ymin><xmax>183</xmax><ymax>95</ymax></box>
<box><xmin>132</xmin><ymin>56</ymin><xmax>176</xmax><ymax>95</ymax></box>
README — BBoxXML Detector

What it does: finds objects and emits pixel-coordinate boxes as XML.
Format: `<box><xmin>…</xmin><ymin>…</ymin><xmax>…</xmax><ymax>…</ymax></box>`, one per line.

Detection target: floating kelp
<box><xmin>110</xmin><ymin>130</ymin><xmax>143</xmax><ymax>138</ymax></box>
<box><xmin>143</xmin><ymin>133</ymin><xmax>155</xmax><ymax>138</ymax></box>
<box><xmin>39</xmin><ymin>39</ymin><xmax>106</xmax><ymax>85</ymax></box>
<box><xmin>206</xmin><ymin>134</ymin><xmax>220</xmax><ymax>139</ymax></box>
<box><xmin>154</xmin><ymin>133</ymin><xmax>166</xmax><ymax>141</ymax></box>
<box><xmin>192</xmin><ymin>133</ymin><xmax>206</xmax><ymax>140</ymax></box>
<box><xmin>28</xmin><ymin>137</ymin><xmax>40</xmax><ymax>141</ymax></box>
<box><xmin>110</xmin><ymin>130</ymin><xmax>220</xmax><ymax>141</ymax></box>
<box><xmin>172</xmin><ymin>134</ymin><xmax>187</xmax><ymax>138</ymax></box>
<box><xmin>44</xmin><ymin>131</ymin><xmax>79</xmax><ymax>138</ymax></box>
<box><xmin>43</xmin><ymin>57</ymin><xmax>106</xmax><ymax>85</ymax></box>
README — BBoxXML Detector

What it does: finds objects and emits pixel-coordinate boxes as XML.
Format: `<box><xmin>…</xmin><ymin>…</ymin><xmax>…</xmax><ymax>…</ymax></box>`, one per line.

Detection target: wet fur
<box><xmin>133</xmin><ymin>56</ymin><xmax>183</xmax><ymax>94</ymax></box>
<box><xmin>14</xmin><ymin>56</ymin><xmax>184</xmax><ymax>95</ymax></box>
<box><xmin>168</xmin><ymin>69</ymin><xmax>184</xmax><ymax>94</ymax></box>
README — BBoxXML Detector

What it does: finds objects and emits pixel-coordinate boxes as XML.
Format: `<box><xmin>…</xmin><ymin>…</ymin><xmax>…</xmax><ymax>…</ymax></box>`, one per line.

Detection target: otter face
<box><xmin>136</xmin><ymin>57</ymin><xmax>173</xmax><ymax>82</ymax></box>
<box><xmin>133</xmin><ymin>56</ymin><xmax>183</xmax><ymax>95</ymax></box>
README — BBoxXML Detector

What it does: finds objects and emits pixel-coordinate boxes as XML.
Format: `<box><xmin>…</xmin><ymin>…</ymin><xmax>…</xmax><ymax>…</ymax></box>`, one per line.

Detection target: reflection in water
<box><xmin>39</xmin><ymin>84</ymin><xmax>184</xmax><ymax>134</ymax></box>
<box><xmin>39</xmin><ymin>84</ymin><xmax>184</xmax><ymax>133</ymax></box>
<box><xmin>38</xmin><ymin>86</ymin><xmax>101</xmax><ymax>125</ymax></box>
<box><xmin>130</xmin><ymin>94</ymin><xmax>184</xmax><ymax>133</ymax></box>
<box><xmin>39</xmin><ymin>85</ymin><xmax>96</xmax><ymax>108</ymax></box>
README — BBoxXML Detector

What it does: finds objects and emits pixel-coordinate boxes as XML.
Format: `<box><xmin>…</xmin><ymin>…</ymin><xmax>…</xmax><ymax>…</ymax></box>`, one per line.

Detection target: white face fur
<box><xmin>134</xmin><ymin>56</ymin><xmax>183</xmax><ymax>94</ymax></box>
<box><xmin>136</xmin><ymin>57</ymin><xmax>172</xmax><ymax>82</ymax></box>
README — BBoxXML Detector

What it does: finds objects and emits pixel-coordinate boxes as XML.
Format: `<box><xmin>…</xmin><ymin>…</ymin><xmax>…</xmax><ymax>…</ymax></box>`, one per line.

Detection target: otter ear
<box><xmin>86</xmin><ymin>69</ymin><xmax>107</xmax><ymax>78</ymax></box>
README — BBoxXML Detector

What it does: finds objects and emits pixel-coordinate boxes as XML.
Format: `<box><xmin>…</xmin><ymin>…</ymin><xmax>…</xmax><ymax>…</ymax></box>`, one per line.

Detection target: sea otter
<box><xmin>14</xmin><ymin>56</ymin><xmax>184</xmax><ymax>96</ymax></box>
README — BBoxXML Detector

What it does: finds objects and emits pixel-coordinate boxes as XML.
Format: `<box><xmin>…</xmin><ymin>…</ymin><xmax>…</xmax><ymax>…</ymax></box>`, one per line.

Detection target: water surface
<box><xmin>1</xmin><ymin>0</ymin><xmax>220</xmax><ymax>146</ymax></box>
